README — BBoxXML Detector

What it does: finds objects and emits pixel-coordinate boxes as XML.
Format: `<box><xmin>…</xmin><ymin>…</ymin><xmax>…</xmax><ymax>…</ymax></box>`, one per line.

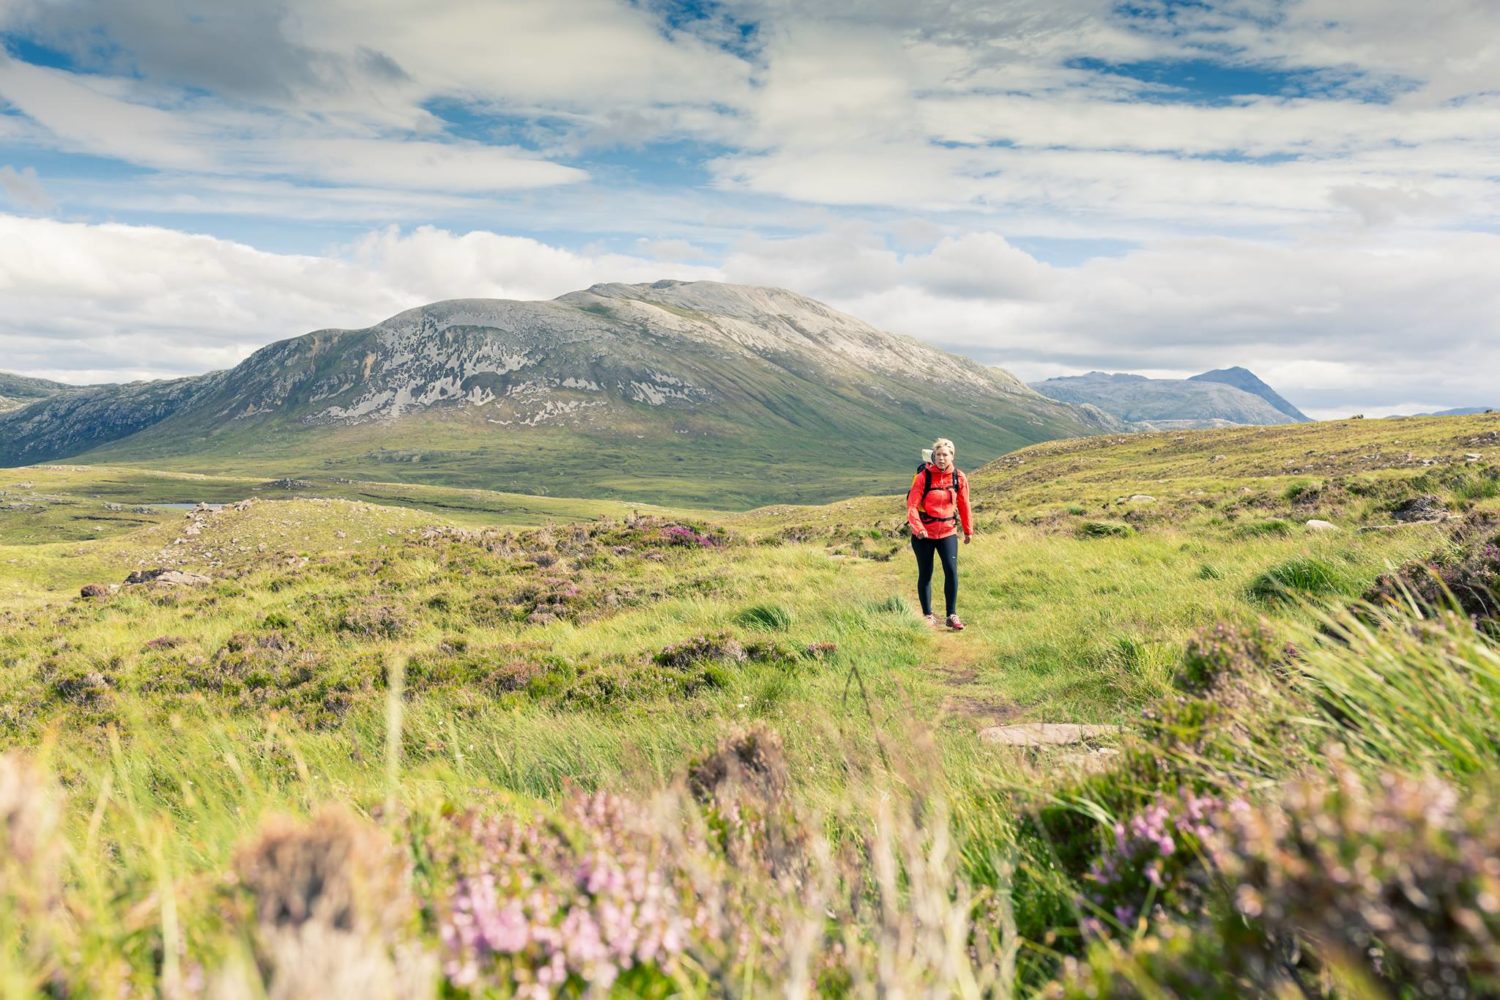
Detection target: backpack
<box><xmin>916</xmin><ymin>463</ymin><xmax>962</xmax><ymax>525</ymax></box>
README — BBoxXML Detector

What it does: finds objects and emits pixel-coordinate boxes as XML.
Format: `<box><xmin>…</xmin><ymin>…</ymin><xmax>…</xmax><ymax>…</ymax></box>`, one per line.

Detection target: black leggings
<box><xmin>911</xmin><ymin>534</ymin><xmax>958</xmax><ymax>617</ymax></box>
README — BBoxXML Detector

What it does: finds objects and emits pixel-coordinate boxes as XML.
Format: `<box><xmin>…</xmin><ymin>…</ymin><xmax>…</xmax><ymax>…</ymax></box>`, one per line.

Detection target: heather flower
<box><xmin>438</xmin><ymin>790</ymin><xmax>697</xmax><ymax>994</ymax></box>
<box><xmin>661</xmin><ymin>523</ymin><xmax>720</xmax><ymax>547</ymax></box>
<box><xmin>687</xmin><ymin>726</ymin><xmax>806</xmax><ymax>882</ymax></box>
<box><xmin>654</xmin><ymin>632</ymin><xmax>746</xmax><ymax>669</ymax></box>
<box><xmin>1176</xmin><ymin>620</ymin><xmax>1294</xmax><ymax>696</ymax></box>
<box><xmin>1216</xmin><ymin>761</ymin><xmax>1500</xmax><ymax>994</ymax></box>
<box><xmin>0</xmin><ymin>751</ymin><xmax>65</xmax><ymax>981</ymax></box>
<box><xmin>1086</xmin><ymin>789</ymin><xmax>1239</xmax><ymax>934</ymax></box>
<box><xmin>0</xmin><ymin>751</ymin><xmax>61</xmax><ymax>898</ymax></box>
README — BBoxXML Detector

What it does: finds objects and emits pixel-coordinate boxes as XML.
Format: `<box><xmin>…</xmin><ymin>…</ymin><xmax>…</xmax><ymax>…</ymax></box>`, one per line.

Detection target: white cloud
<box><xmin>0</xmin><ymin>54</ymin><xmax>216</xmax><ymax>171</ymax></box>
<box><xmin>260</xmin><ymin>137</ymin><xmax>586</xmax><ymax>192</ymax></box>
<box><xmin>3</xmin><ymin>0</ymin><xmax>1499</xmax><ymax>233</ymax></box>
<box><xmin>0</xmin><ymin>56</ymin><xmax>589</xmax><ymax>193</ymax></box>
<box><xmin>5</xmin><ymin>213</ymin><xmax>1493</xmax><ymax>414</ymax></box>
<box><xmin>0</xmin><ymin>163</ymin><xmax>50</xmax><ymax>210</ymax></box>
<box><xmin>0</xmin><ymin>0</ymin><xmax>1498</xmax><ymax>419</ymax></box>
<box><xmin>0</xmin><ymin>216</ymin><xmax>719</xmax><ymax>382</ymax></box>
<box><xmin>714</xmin><ymin>224</ymin><xmax>1500</xmax><ymax>412</ymax></box>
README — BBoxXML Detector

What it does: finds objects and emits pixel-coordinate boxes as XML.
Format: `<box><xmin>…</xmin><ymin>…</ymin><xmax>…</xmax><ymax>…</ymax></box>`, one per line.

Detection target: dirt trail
<box><xmin>848</xmin><ymin>547</ymin><xmax>1118</xmax><ymax>754</ymax></box>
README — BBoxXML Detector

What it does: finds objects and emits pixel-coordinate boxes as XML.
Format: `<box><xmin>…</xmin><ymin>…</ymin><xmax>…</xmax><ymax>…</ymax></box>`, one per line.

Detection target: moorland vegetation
<box><xmin>0</xmin><ymin>413</ymin><xmax>1497</xmax><ymax>997</ymax></box>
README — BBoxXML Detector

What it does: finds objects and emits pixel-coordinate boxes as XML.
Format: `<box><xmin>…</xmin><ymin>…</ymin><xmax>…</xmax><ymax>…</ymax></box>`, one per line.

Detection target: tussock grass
<box><xmin>1247</xmin><ymin>555</ymin><xmax>1353</xmax><ymax>601</ymax></box>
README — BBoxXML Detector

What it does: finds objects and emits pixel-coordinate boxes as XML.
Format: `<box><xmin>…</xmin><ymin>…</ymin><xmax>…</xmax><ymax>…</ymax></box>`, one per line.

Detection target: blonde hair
<box><xmin>922</xmin><ymin>438</ymin><xmax>955</xmax><ymax>465</ymax></box>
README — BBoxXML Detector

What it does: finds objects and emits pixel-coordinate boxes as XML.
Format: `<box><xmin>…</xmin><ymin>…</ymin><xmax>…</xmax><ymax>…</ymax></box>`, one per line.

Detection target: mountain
<box><xmin>0</xmin><ymin>371</ymin><xmax>75</xmax><ymax>412</ymax></box>
<box><xmin>1029</xmin><ymin>369</ymin><xmax>1309</xmax><ymax>431</ymax></box>
<box><xmin>0</xmin><ymin>280</ymin><xmax>1114</xmax><ymax>506</ymax></box>
<box><xmin>1188</xmin><ymin>366</ymin><xmax>1310</xmax><ymax>422</ymax></box>
<box><xmin>1416</xmin><ymin>406</ymin><xmax>1496</xmax><ymax>417</ymax></box>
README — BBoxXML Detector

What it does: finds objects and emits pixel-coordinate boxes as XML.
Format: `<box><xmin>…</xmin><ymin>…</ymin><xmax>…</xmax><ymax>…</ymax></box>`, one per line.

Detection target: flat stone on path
<box><xmin>979</xmin><ymin>723</ymin><xmax>1119</xmax><ymax>746</ymax></box>
<box><xmin>1060</xmin><ymin>747</ymin><xmax>1121</xmax><ymax>773</ymax></box>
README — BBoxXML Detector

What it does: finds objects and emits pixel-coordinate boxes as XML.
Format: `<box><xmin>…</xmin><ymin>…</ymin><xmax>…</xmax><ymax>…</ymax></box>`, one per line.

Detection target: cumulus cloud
<box><xmin>708</xmin><ymin>223</ymin><xmax>1500</xmax><ymax>414</ymax></box>
<box><xmin>4</xmin><ymin>214</ymin><xmax>1495</xmax><ymax>416</ymax></box>
<box><xmin>0</xmin><ymin>216</ymin><xmax>719</xmax><ymax>381</ymax></box>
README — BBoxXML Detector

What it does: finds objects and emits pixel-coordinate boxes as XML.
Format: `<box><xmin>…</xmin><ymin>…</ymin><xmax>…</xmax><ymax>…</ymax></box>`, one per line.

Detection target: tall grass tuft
<box><xmin>1300</xmin><ymin>604</ymin><xmax>1500</xmax><ymax>777</ymax></box>
<box><xmin>1248</xmin><ymin>556</ymin><xmax>1350</xmax><ymax>601</ymax></box>
<box><xmin>734</xmin><ymin>602</ymin><xmax>794</xmax><ymax>631</ymax></box>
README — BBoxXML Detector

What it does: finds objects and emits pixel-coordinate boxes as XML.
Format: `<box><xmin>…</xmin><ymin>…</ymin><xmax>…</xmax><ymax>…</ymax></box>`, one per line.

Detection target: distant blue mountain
<box><xmin>1030</xmin><ymin>367</ymin><xmax>1310</xmax><ymax>430</ymax></box>
<box><xmin>1417</xmin><ymin>406</ymin><xmax>1496</xmax><ymax>416</ymax></box>
<box><xmin>1187</xmin><ymin>366</ymin><xmax>1310</xmax><ymax>422</ymax></box>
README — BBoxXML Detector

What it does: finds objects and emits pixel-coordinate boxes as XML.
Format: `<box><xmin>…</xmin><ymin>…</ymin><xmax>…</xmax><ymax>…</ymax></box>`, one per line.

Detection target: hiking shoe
<box><xmin>946</xmin><ymin>615</ymin><xmax>966</xmax><ymax>631</ymax></box>
<box><xmin>922</xmin><ymin>613</ymin><xmax>938</xmax><ymax>628</ymax></box>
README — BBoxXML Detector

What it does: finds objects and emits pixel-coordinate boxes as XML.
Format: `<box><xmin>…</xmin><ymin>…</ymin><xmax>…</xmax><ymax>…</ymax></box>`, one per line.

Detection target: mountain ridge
<box><xmin>1188</xmin><ymin>366</ymin><xmax>1310</xmax><ymax>422</ymax></box>
<box><xmin>0</xmin><ymin>370</ymin><xmax>76</xmax><ymax>413</ymax></box>
<box><xmin>0</xmin><ymin>280</ymin><xmax>1113</xmax><ymax>506</ymax></box>
<box><xmin>1030</xmin><ymin>367</ymin><xmax>1309</xmax><ymax>431</ymax></box>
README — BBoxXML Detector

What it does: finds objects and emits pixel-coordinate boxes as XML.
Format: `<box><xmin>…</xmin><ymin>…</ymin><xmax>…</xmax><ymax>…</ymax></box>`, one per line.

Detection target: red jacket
<box><xmin>907</xmin><ymin>464</ymin><xmax>972</xmax><ymax>539</ymax></box>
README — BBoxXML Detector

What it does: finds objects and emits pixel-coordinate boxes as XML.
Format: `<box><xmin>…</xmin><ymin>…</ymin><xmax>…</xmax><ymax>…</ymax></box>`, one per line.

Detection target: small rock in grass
<box><xmin>979</xmin><ymin>723</ymin><xmax>1119</xmax><ymax>746</ymax></box>
<box><xmin>1060</xmin><ymin>747</ymin><xmax>1121</xmax><ymax>773</ymax></box>
<box><xmin>80</xmin><ymin>583</ymin><xmax>110</xmax><ymax>599</ymax></box>
<box><xmin>125</xmin><ymin>568</ymin><xmax>211</xmax><ymax>587</ymax></box>
<box><xmin>1305</xmin><ymin>519</ymin><xmax>1338</xmax><ymax>531</ymax></box>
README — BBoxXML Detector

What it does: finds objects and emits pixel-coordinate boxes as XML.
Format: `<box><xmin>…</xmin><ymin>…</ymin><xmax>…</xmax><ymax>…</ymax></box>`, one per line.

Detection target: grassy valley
<box><xmin>0</xmin><ymin>413</ymin><xmax>1496</xmax><ymax>996</ymax></box>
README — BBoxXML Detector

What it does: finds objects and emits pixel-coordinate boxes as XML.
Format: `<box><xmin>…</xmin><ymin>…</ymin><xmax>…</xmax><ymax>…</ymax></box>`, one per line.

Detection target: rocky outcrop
<box><xmin>0</xmin><ymin>370</ymin><xmax>77</xmax><ymax>413</ymax></box>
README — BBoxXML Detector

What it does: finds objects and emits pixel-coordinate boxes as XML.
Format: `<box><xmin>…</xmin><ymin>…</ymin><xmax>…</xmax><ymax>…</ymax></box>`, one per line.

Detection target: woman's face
<box><xmin>933</xmin><ymin>445</ymin><xmax>953</xmax><ymax>468</ymax></box>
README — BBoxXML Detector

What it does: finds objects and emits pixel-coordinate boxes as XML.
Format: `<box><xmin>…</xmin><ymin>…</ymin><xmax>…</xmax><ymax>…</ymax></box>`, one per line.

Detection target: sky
<box><xmin>1</xmin><ymin>0</ymin><xmax>1498</xmax><ymax>419</ymax></box>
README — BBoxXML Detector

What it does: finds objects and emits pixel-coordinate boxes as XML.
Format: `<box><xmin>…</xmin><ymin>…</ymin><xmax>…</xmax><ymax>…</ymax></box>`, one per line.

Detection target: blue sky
<box><xmin>0</xmin><ymin>0</ymin><xmax>1498</xmax><ymax>417</ymax></box>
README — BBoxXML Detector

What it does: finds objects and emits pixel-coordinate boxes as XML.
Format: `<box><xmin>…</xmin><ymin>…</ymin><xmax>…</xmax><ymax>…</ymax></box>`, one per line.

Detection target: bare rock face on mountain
<box><xmin>0</xmin><ymin>281</ymin><xmax>1112</xmax><ymax>506</ymax></box>
<box><xmin>0</xmin><ymin>371</ymin><xmax>75</xmax><ymax>413</ymax></box>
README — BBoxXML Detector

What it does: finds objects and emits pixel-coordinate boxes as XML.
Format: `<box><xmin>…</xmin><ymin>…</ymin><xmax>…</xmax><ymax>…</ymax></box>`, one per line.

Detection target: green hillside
<box><xmin>0</xmin><ymin>283</ymin><xmax>1110</xmax><ymax>506</ymax></box>
<box><xmin>0</xmin><ymin>412</ymin><xmax>1496</xmax><ymax>995</ymax></box>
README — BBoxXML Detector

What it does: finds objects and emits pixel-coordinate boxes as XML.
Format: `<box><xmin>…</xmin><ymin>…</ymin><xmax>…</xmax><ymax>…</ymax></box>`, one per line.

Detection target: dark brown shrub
<box><xmin>655</xmin><ymin>632</ymin><xmax>746</xmax><ymax>669</ymax></box>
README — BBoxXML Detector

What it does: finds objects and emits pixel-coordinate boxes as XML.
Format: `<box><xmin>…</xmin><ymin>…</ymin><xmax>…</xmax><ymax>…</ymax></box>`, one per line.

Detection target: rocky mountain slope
<box><xmin>0</xmin><ymin>280</ymin><xmax>1112</xmax><ymax>506</ymax></box>
<box><xmin>1030</xmin><ymin>368</ymin><xmax>1309</xmax><ymax>431</ymax></box>
<box><xmin>1188</xmin><ymin>366</ymin><xmax>1310</xmax><ymax>422</ymax></box>
<box><xmin>0</xmin><ymin>371</ymin><xmax>74</xmax><ymax>412</ymax></box>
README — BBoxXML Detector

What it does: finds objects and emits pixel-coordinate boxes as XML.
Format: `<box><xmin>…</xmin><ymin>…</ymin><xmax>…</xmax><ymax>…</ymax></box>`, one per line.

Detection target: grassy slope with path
<box><xmin>0</xmin><ymin>412</ymin><xmax>1495</xmax><ymax>994</ymax></box>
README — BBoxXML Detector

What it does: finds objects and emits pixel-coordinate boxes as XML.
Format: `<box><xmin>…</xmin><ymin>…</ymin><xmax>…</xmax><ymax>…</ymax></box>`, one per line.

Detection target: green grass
<box><xmin>1247</xmin><ymin>555</ymin><xmax>1357</xmax><ymax>601</ymax></box>
<box><xmin>0</xmin><ymin>413</ymin><xmax>1496</xmax><ymax>995</ymax></box>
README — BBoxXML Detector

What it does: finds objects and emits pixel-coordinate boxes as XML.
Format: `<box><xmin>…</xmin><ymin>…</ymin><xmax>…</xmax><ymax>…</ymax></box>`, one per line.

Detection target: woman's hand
<box><xmin>963</xmin><ymin>533</ymin><xmax>972</xmax><ymax>544</ymax></box>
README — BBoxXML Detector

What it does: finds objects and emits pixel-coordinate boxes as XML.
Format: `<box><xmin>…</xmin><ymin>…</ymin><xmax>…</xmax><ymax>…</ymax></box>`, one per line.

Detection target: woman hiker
<box><xmin>906</xmin><ymin>437</ymin><xmax>972</xmax><ymax>630</ymax></box>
